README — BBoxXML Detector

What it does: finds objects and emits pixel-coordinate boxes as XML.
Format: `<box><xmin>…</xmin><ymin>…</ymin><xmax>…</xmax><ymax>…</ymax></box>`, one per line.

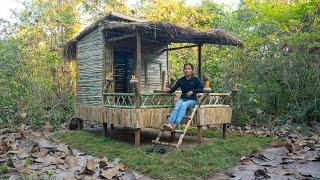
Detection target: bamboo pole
<box><xmin>136</xmin><ymin>33</ymin><xmax>141</xmax><ymax>82</ymax></box>
<box><xmin>134</xmin><ymin>128</ymin><xmax>141</xmax><ymax>146</ymax></box>
<box><xmin>107</xmin><ymin>34</ymin><xmax>136</xmax><ymax>43</ymax></box>
<box><xmin>198</xmin><ymin>44</ymin><xmax>202</xmax><ymax>78</ymax></box>
<box><xmin>161</xmin><ymin>70</ymin><xmax>166</xmax><ymax>90</ymax></box>
<box><xmin>130</xmin><ymin>75</ymin><xmax>141</xmax><ymax>109</ymax></box>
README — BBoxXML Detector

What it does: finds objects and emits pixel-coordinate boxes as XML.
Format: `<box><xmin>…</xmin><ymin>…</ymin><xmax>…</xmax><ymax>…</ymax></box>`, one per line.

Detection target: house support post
<box><xmin>102</xmin><ymin>123</ymin><xmax>108</xmax><ymax>137</ymax></box>
<box><xmin>134</xmin><ymin>128</ymin><xmax>141</xmax><ymax>146</ymax></box>
<box><xmin>223</xmin><ymin>124</ymin><xmax>227</xmax><ymax>139</ymax></box>
<box><xmin>197</xmin><ymin>126</ymin><xmax>203</xmax><ymax>143</ymax></box>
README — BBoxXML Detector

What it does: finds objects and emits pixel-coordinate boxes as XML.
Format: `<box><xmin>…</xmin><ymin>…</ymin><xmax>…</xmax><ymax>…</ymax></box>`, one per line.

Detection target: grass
<box><xmin>54</xmin><ymin>129</ymin><xmax>271</xmax><ymax>179</ymax></box>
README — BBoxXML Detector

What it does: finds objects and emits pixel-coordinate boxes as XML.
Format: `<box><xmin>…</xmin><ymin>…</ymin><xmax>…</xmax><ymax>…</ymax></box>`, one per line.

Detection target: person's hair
<box><xmin>183</xmin><ymin>63</ymin><xmax>194</xmax><ymax>70</ymax></box>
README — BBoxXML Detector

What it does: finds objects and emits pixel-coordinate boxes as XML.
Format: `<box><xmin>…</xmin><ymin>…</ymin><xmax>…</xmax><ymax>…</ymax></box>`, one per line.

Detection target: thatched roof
<box><xmin>62</xmin><ymin>12</ymin><xmax>243</xmax><ymax>60</ymax></box>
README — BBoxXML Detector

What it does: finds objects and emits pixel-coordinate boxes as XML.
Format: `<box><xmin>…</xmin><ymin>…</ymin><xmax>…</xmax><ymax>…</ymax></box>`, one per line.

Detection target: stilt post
<box><xmin>134</xmin><ymin>128</ymin><xmax>141</xmax><ymax>146</ymax></box>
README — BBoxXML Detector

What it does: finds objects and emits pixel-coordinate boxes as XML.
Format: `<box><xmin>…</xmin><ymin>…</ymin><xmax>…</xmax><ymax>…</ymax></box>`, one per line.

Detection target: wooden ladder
<box><xmin>152</xmin><ymin>93</ymin><xmax>209</xmax><ymax>148</ymax></box>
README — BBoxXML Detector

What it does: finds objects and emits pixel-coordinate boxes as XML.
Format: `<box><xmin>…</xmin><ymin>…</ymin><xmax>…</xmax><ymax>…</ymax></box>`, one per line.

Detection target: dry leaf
<box><xmin>43</xmin><ymin>123</ymin><xmax>53</xmax><ymax>132</ymax></box>
<box><xmin>306</xmin><ymin>142</ymin><xmax>316</xmax><ymax>151</ymax></box>
<box><xmin>0</xmin><ymin>128</ymin><xmax>13</xmax><ymax>134</ymax></box>
<box><xmin>7</xmin><ymin>150</ymin><xmax>20</xmax><ymax>154</ymax></box>
<box><xmin>86</xmin><ymin>159</ymin><xmax>96</xmax><ymax>173</ymax></box>
<box><xmin>99</xmin><ymin>157</ymin><xmax>108</xmax><ymax>168</ymax></box>
<box><xmin>255</xmin><ymin>153</ymin><xmax>271</xmax><ymax>161</ymax></box>
<box><xmin>45</xmin><ymin>156</ymin><xmax>59</xmax><ymax>166</ymax></box>
<box><xmin>20</xmin><ymin>112</ymin><xmax>28</xmax><ymax>119</ymax></box>
<box><xmin>60</xmin><ymin>122</ymin><xmax>68</xmax><ymax>129</ymax></box>
<box><xmin>31</xmin><ymin>148</ymin><xmax>49</xmax><ymax>158</ymax></box>
<box><xmin>100</xmin><ymin>168</ymin><xmax>119</xmax><ymax>179</ymax></box>
<box><xmin>116</xmin><ymin>163</ymin><xmax>125</xmax><ymax>172</ymax></box>
<box><xmin>270</xmin><ymin>167</ymin><xmax>293</xmax><ymax>176</ymax></box>
<box><xmin>30</xmin><ymin>131</ymin><xmax>41</xmax><ymax>138</ymax></box>
<box><xmin>37</xmin><ymin>139</ymin><xmax>56</xmax><ymax>149</ymax></box>
<box><xmin>17</xmin><ymin>165</ymin><xmax>30</xmax><ymax>174</ymax></box>
<box><xmin>63</xmin><ymin>146</ymin><xmax>72</xmax><ymax>155</ymax></box>
<box><xmin>7</xmin><ymin>158</ymin><xmax>14</xmax><ymax>168</ymax></box>
<box><xmin>250</xmin><ymin>149</ymin><xmax>259</xmax><ymax>157</ymax></box>
<box><xmin>19</xmin><ymin>124</ymin><xmax>25</xmax><ymax>138</ymax></box>
<box><xmin>286</xmin><ymin>143</ymin><xmax>300</xmax><ymax>153</ymax></box>
<box><xmin>0</xmin><ymin>141</ymin><xmax>10</xmax><ymax>153</ymax></box>
<box><xmin>241</xmin><ymin>157</ymin><xmax>252</xmax><ymax>165</ymax></box>
<box><xmin>77</xmin><ymin>166</ymin><xmax>86</xmax><ymax>175</ymax></box>
<box><xmin>254</xmin><ymin>168</ymin><xmax>270</xmax><ymax>178</ymax></box>
<box><xmin>17</xmin><ymin>150</ymin><xmax>30</xmax><ymax>159</ymax></box>
<box><xmin>289</xmin><ymin>154</ymin><xmax>305</xmax><ymax>160</ymax></box>
<box><xmin>33</xmin><ymin>157</ymin><xmax>45</xmax><ymax>163</ymax></box>
<box><xmin>281</xmin><ymin>158</ymin><xmax>295</xmax><ymax>164</ymax></box>
<box><xmin>29</xmin><ymin>164</ymin><xmax>43</xmax><ymax>171</ymax></box>
<box><xmin>307</xmin><ymin>135</ymin><xmax>319</xmax><ymax>141</ymax></box>
<box><xmin>65</xmin><ymin>156</ymin><xmax>78</xmax><ymax>169</ymax></box>
<box><xmin>271</xmin><ymin>139</ymin><xmax>289</xmax><ymax>147</ymax></box>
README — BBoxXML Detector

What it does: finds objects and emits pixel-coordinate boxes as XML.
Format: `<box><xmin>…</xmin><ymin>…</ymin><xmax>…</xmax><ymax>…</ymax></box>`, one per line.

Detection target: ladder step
<box><xmin>172</xmin><ymin>130</ymin><xmax>184</xmax><ymax>134</ymax></box>
<box><xmin>152</xmin><ymin>140</ymin><xmax>177</xmax><ymax>147</ymax></box>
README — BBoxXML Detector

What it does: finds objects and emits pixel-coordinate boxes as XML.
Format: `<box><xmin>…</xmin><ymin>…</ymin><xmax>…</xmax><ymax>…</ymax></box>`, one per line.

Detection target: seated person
<box><xmin>164</xmin><ymin>63</ymin><xmax>204</xmax><ymax>131</ymax></box>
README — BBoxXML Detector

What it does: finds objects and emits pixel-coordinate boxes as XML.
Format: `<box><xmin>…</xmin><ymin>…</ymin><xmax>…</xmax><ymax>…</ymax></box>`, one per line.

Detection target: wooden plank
<box><xmin>107</xmin><ymin>34</ymin><xmax>136</xmax><ymax>43</ymax></box>
<box><xmin>163</xmin><ymin>44</ymin><xmax>198</xmax><ymax>52</ymax></box>
<box><xmin>197</xmin><ymin>93</ymin><xmax>231</xmax><ymax>96</ymax></box>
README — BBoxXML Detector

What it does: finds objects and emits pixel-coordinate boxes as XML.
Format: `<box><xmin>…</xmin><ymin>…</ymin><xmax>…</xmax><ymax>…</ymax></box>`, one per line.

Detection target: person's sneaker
<box><xmin>163</xmin><ymin>123</ymin><xmax>173</xmax><ymax>131</ymax></box>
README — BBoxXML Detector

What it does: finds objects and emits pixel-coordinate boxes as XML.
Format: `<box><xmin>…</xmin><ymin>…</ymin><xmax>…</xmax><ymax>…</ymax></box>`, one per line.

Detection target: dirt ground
<box><xmin>1</xmin><ymin>123</ymin><xmax>319</xmax><ymax>179</ymax></box>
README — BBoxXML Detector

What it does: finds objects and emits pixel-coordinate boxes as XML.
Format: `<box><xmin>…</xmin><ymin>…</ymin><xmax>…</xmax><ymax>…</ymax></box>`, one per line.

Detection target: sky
<box><xmin>0</xmin><ymin>0</ymin><xmax>23</xmax><ymax>20</ymax></box>
<box><xmin>0</xmin><ymin>0</ymin><xmax>240</xmax><ymax>21</ymax></box>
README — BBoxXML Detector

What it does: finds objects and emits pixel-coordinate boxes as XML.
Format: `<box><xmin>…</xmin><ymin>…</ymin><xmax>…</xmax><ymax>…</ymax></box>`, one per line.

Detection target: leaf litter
<box><xmin>0</xmin><ymin>124</ymin><xmax>150</xmax><ymax>179</ymax></box>
<box><xmin>209</xmin><ymin>124</ymin><xmax>320</xmax><ymax>179</ymax></box>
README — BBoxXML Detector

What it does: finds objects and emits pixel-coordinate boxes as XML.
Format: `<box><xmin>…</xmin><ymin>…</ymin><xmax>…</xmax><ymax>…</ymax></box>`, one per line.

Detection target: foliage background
<box><xmin>0</xmin><ymin>0</ymin><xmax>319</xmax><ymax>127</ymax></box>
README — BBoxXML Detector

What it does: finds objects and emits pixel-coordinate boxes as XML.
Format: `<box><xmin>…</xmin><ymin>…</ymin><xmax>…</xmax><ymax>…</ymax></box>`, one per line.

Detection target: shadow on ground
<box><xmin>84</xmin><ymin>126</ymin><xmax>215</xmax><ymax>147</ymax></box>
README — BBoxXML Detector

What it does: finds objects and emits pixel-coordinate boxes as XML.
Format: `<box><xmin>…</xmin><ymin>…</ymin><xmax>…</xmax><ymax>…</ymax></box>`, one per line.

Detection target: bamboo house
<box><xmin>62</xmin><ymin>12</ymin><xmax>243</xmax><ymax>146</ymax></box>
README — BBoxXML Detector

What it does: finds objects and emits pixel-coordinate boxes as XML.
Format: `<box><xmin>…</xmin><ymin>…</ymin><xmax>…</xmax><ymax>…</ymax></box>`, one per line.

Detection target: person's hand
<box><xmin>187</xmin><ymin>91</ymin><xmax>193</xmax><ymax>96</ymax></box>
<box><xmin>165</xmin><ymin>87</ymin><xmax>171</xmax><ymax>92</ymax></box>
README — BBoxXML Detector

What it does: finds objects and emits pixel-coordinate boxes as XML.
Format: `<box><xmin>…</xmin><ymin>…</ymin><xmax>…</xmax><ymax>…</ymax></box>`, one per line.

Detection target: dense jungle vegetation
<box><xmin>0</xmin><ymin>0</ymin><xmax>319</xmax><ymax>127</ymax></box>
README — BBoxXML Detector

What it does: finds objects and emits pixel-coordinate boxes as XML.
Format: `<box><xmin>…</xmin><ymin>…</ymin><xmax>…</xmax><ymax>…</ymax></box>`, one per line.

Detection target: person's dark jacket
<box><xmin>169</xmin><ymin>76</ymin><xmax>204</xmax><ymax>100</ymax></box>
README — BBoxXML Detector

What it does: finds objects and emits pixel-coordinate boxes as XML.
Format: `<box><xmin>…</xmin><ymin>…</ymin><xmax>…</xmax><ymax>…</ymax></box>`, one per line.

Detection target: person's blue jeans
<box><xmin>168</xmin><ymin>99</ymin><xmax>197</xmax><ymax>125</ymax></box>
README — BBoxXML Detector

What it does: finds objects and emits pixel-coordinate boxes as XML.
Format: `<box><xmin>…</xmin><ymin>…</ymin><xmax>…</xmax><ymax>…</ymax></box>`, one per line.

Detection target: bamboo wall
<box><xmin>140</xmin><ymin>46</ymin><xmax>168</xmax><ymax>92</ymax></box>
<box><xmin>192</xmin><ymin>106</ymin><xmax>232</xmax><ymax>126</ymax></box>
<box><xmin>74</xmin><ymin>103</ymin><xmax>105</xmax><ymax>123</ymax></box>
<box><xmin>76</xmin><ymin>28</ymin><xmax>104</xmax><ymax>105</ymax></box>
<box><xmin>103</xmin><ymin>107</ymin><xmax>172</xmax><ymax>128</ymax></box>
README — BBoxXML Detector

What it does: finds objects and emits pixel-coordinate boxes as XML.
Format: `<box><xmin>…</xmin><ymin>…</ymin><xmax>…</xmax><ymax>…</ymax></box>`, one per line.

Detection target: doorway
<box><xmin>113</xmin><ymin>51</ymin><xmax>134</xmax><ymax>93</ymax></box>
